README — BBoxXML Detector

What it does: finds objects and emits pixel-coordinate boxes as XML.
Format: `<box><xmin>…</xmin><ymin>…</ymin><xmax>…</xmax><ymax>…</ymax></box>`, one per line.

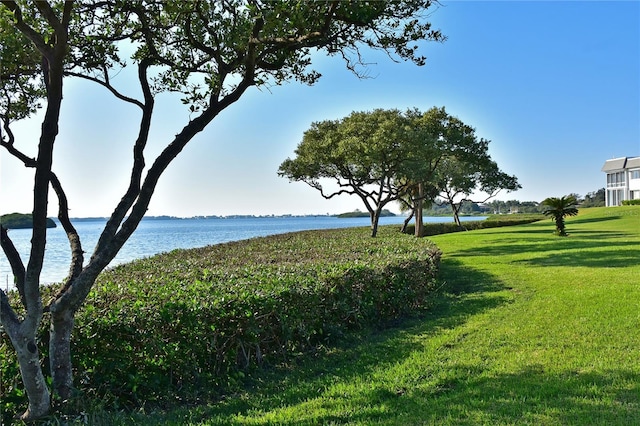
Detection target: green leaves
<box><xmin>1</xmin><ymin>227</ymin><xmax>442</xmax><ymax>410</ymax></box>
<box><xmin>0</xmin><ymin>11</ymin><xmax>45</xmax><ymax>127</ymax></box>
<box><xmin>541</xmin><ymin>195</ymin><xmax>579</xmax><ymax>236</ymax></box>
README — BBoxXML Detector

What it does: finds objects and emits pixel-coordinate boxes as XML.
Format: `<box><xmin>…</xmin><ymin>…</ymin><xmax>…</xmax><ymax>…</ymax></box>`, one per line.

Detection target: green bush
<box><xmin>622</xmin><ymin>199</ymin><xmax>640</xmax><ymax>206</ymax></box>
<box><xmin>403</xmin><ymin>216</ymin><xmax>543</xmax><ymax>237</ymax></box>
<box><xmin>1</xmin><ymin>226</ymin><xmax>441</xmax><ymax>414</ymax></box>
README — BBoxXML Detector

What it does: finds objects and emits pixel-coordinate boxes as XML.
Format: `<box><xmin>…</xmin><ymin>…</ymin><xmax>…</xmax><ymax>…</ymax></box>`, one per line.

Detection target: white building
<box><xmin>602</xmin><ymin>156</ymin><xmax>640</xmax><ymax>206</ymax></box>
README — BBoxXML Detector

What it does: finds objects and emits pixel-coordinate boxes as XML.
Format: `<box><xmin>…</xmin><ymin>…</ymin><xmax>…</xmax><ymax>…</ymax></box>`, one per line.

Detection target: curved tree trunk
<box><xmin>401</xmin><ymin>209</ymin><xmax>414</xmax><ymax>233</ymax></box>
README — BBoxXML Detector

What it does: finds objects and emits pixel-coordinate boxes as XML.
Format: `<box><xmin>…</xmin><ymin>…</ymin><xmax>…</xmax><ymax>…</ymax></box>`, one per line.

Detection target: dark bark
<box><xmin>0</xmin><ymin>225</ymin><xmax>26</xmax><ymax>305</ymax></box>
<box><xmin>49</xmin><ymin>310</ymin><xmax>75</xmax><ymax>400</ymax></box>
<box><xmin>452</xmin><ymin>201</ymin><xmax>462</xmax><ymax>227</ymax></box>
<box><xmin>2</xmin><ymin>0</ymin><xmax>444</xmax><ymax>418</ymax></box>
<box><xmin>370</xmin><ymin>209</ymin><xmax>381</xmax><ymax>237</ymax></box>
<box><xmin>401</xmin><ymin>210</ymin><xmax>414</xmax><ymax>234</ymax></box>
<box><xmin>414</xmin><ymin>183</ymin><xmax>425</xmax><ymax>237</ymax></box>
<box><xmin>0</xmin><ymin>1</ymin><xmax>71</xmax><ymax>418</ymax></box>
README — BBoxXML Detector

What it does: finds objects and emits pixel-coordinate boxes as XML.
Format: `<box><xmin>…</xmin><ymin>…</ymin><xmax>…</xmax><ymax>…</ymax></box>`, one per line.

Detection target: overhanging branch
<box><xmin>64</xmin><ymin>71</ymin><xmax>144</xmax><ymax>108</ymax></box>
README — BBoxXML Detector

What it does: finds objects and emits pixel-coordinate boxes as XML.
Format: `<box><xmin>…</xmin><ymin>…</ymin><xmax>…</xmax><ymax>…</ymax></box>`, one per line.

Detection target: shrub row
<box><xmin>1</xmin><ymin>226</ymin><xmax>441</xmax><ymax>413</ymax></box>
<box><xmin>622</xmin><ymin>199</ymin><xmax>640</xmax><ymax>206</ymax></box>
<box><xmin>404</xmin><ymin>216</ymin><xmax>543</xmax><ymax>237</ymax></box>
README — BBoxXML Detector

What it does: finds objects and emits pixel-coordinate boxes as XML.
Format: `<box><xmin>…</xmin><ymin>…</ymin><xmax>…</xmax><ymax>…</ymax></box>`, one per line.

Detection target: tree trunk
<box><xmin>50</xmin><ymin>309</ymin><xmax>75</xmax><ymax>400</ymax></box>
<box><xmin>556</xmin><ymin>216</ymin><xmax>565</xmax><ymax>235</ymax></box>
<box><xmin>401</xmin><ymin>210</ymin><xmax>414</xmax><ymax>233</ymax></box>
<box><xmin>11</xmin><ymin>331</ymin><xmax>51</xmax><ymax>420</ymax></box>
<box><xmin>452</xmin><ymin>203</ymin><xmax>462</xmax><ymax>227</ymax></box>
<box><xmin>414</xmin><ymin>183</ymin><xmax>425</xmax><ymax>237</ymax></box>
<box><xmin>370</xmin><ymin>209</ymin><xmax>381</xmax><ymax>237</ymax></box>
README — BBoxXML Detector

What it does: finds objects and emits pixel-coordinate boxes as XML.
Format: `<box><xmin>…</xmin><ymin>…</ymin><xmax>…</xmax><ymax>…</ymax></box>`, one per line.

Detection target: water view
<box><xmin>1</xmin><ymin>215</ymin><xmax>484</xmax><ymax>289</ymax></box>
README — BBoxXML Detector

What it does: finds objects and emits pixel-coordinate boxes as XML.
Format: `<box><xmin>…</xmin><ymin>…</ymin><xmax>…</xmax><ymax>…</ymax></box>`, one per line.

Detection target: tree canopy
<box><xmin>0</xmin><ymin>0</ymin><xmax>445</xmax><ymax>420</ymax></box>
<box><xmin>280</xmin><ymin>106</ymin><xmax>520</xmax><ymax>236</ymax></box>
<box><xmin>279</xmin><ymin>108</ymin><xmax>433</xmax><ymax>237</ymax></box>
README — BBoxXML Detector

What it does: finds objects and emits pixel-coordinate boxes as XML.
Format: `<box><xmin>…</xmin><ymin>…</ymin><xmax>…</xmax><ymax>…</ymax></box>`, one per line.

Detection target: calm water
<box><xmin>1</xmin><ymin>215</ymin><xmax>483</xmax><ymax>289</ymax></box>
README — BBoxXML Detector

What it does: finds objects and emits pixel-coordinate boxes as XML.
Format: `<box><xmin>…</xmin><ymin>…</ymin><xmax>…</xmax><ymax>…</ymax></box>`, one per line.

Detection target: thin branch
<box><xmin>93</xmin><ymin>59</ymin><xmax>153</xmax><ymax>256</ymax></box>
<box><xmin>0</xmin><ymin>287</ymin><xmax>21</xmax><ymax>332</ymax></box>
<box><xmin>64</xmin><ymin>71</ymin><xmax>144</xmax><ymax>108</ymax></box>
<box><xmin>0</xmin><ymin>225</ymin><xmax>26</xmax><ymax>307</ymax></box>
<box><xmin>49</xmin><ymin>172</ymin><xmax>83</xmax><ymax>297</ymax></box>
<box><xmin>34</xmin><ymin>1</ymin><xmax>62</xmax><ymax>30</ymax></box>
<box><xmin>0</xmin><ymin>138</ymin><xmax>38</xmax><ymax>167</ymax></box>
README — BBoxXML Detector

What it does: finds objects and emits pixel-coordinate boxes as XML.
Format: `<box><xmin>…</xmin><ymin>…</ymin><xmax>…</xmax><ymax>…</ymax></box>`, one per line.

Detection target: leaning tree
<box><xmin>0</xmin><ymin>0</ymin><xmax>445</xmax><ymax>419</ymax></box>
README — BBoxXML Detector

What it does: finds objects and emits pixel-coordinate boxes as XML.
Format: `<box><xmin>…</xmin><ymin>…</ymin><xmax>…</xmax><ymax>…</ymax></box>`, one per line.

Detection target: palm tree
<box><xmin>541</xmin><ymin>195</ymin><xmax>579</xmax><ymax>236</ymax></box>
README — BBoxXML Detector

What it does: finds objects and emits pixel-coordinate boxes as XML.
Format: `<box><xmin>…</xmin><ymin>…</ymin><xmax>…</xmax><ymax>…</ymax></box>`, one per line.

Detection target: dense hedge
<box><xmin>622</xmin><ymin>199</ymin><xmax>640</xmax><ymax>206</ymax></box>
<box><xmin>1</xmin><ymin>226</ymin><xmax>441</xmax><ymax>414</ymax></box>
<box><xmin>404</xmin><ymin>215</ymin><xmax>543</xmax><ymax>237</ymax></box>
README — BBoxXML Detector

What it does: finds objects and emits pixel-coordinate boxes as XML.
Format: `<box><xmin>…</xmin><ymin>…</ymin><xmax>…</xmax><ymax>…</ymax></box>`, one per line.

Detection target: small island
<box><xmin>0</xmin><ymin>213</ymin><xmax>57</xmax><ymax>229</ymax></box>
<box><xmin>336</xmin><ymin>209</ymin><xmax>397</xmax><ymax>218</ymax></box>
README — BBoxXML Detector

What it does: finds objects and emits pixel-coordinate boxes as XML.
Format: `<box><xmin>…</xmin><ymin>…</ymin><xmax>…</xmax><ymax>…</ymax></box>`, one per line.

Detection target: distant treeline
<box><xmin>422</xmin><ymin>188</ymin><xmax>606</xmax><ymax>216</ymax></box>
<box><xmin>0</xmin><ymin>213</ymin><xmax>57</xmax><ymax>229</ymax></box>
<box><xmin>337</xmin><ymin>209</ymin><xmax>396</xmax><ymax>218</ymax></box>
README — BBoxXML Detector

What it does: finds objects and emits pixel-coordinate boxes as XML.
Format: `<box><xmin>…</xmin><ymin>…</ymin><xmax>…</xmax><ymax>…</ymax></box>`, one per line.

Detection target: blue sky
<box><xmin>1</xmin><ymin>1</ymin><xmax>639</xmax><ymax>217</ymax></box>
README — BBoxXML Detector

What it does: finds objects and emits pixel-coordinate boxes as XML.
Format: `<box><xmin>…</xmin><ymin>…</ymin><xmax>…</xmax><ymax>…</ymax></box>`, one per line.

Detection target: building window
<box><xmin>607</xmin><ymin>171</ymin><xmax>626</xmax><ymax>187</ymax></box>
<box><xmin>631</xmin><ymin>190</ymin><xmax>640</xmax><ymax>200</ymax></box>
<box><xmin>631</xmin><ymin>170</ymin><xmax>640</xmax><ymax>180</ymax></box>
<box><xmin>608</xmin><ymin>189</ymin><xmax>626</xmax><ymax>206</ymax></box>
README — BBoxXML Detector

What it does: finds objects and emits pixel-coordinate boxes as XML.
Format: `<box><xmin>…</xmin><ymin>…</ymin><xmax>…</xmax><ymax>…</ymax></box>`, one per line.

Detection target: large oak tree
<box><xmin>279</xmin><ymin>108</ymin><xmax>438</xmax><ymax>237</ymax></box>
<box><xmin>0</xmin><ymin>0</ymin><xmax>444</xmax><ymax>419</ymax></box>
<box><xmin>398</xmin><ymin>108</ymin><xmax>520</xmax><ymax>232</ymax></box>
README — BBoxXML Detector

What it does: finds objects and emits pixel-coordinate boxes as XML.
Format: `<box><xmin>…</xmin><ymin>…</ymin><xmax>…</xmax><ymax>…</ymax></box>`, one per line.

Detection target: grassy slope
<box><xmin>105</xmin><ymin>207</ymin><xmax>640</xmax><ymax>425</ymax></box>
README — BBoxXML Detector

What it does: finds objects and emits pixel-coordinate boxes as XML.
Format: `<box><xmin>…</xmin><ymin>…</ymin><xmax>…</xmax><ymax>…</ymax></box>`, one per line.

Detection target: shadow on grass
<box><xmin>174</xmin><ymin>258</ymin><xmax>510</xmax><ymax>424</ymax></box>
<box><xmin>412</xmin><ymin>366</ymin><xmax>639</xmax><ymax>425</ymax></box>
<box><xmin>335</xmin><ymin>366</ymin><xmax>640</xmax><ymax>425</ymax></box>
<box><xmin>452</xmin><ymin>237</ymin><xmax>638</xmax><ymax>261</ymax></box>
<box><xmin>179</xmin><ymin>259</ymin><xmax>640</xmax><ymax>425</ymax></box>
<box><xmin>519</xmin><ymin>248</ymin><xmax>640</xmax><ymax>268</ymax></box>
<box><xmin>569</xmin><ymin>215</ymin><xmax>622</xmax><ymax>225</ymax></box>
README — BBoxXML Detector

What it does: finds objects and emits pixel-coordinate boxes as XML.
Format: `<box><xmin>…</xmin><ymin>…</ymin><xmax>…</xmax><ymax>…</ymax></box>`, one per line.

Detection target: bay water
<box><xmin>1</xmin><ymin>215</ymin><xmax>483</xmax><ymax>289</ymax></box>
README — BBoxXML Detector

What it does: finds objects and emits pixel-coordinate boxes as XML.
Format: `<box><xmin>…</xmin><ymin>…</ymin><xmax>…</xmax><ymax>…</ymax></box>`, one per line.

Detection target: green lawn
<box><xmin>74</xmin><ymin>207</ymin><xmax>640</xmax><ymax>425</ymax></box>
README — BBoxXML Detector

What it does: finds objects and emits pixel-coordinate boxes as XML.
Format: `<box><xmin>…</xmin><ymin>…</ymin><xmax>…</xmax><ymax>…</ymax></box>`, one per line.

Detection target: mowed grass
<box><xmin>89</xmin><ymin>207</ymin><xmax>640</xmax><ymax>425</ymax></box>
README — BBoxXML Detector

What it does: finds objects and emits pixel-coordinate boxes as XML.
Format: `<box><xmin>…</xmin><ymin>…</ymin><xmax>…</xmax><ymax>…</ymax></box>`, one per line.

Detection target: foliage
<box><xmin>278</xmin><ymin>106</ymin><xmax>518</xmax><ymax>237</ymax></box>
<box><xmin>402</xmin><ymin>216</ymin><xmax>543</xmax><ymax>237</ymax></box>
<box><xmin>415</xmin><ymin>200</ymin><xmax>491</xmax><ymax>216</ymax></box>
<box><xmin>279</xmin><ymin>108</ymin><xmax>431</xmax><ymax>237</ymax></box>
<box><xmin>485</xmin><ymin>199</ymin><xmax>542</xmax><ymax>214</ymax></box>
<box><xmin>336</xmin><ymin>209</ymin><xmax>396</xmax><ymax>218</ymax></box>
<box><xmin>581</xmin><ymin>188</ymin><xmax>605</xmax><ymax>207</ymax></box>
<box><xmin>1</xmin><ymin>226</ymin><xmax>441</xmax><ymax>415</ymax></box>
<box><xmin>429</xmin><ymin>119</ymin><xmax>521</xmax><ymax>226</ymax></box>
<box><xmin>29</xmin><ymin>206</ymin><xmax>640</xmax><ymax>425</ymax></box>
<box><xmin>622</xmin><ymin>199</ymin><xmax>640</xmax><ymax>206</ymax></box>
<box><xmin>0</xmin><ymin>0</ymin><xmax>445</xmax><ymax>419</ymax></box>
<box><xmin>392</xmin><ymin>107</ymin><xmax>519</xmax><ymax>234</ymax></box>
<box><xmin>541</xmin><ymin>195</ymin><xmax>579</xmax><ymax>236</ymax></box>
<box><xmin>0</xmin><ymin>9</ymin><xmax>44</xmax><ymax>128</ymax></box>
<box><xmin>0</xmin><ymin>213</ymin><xmax>56</xmax><ymax>229</ymax></box>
